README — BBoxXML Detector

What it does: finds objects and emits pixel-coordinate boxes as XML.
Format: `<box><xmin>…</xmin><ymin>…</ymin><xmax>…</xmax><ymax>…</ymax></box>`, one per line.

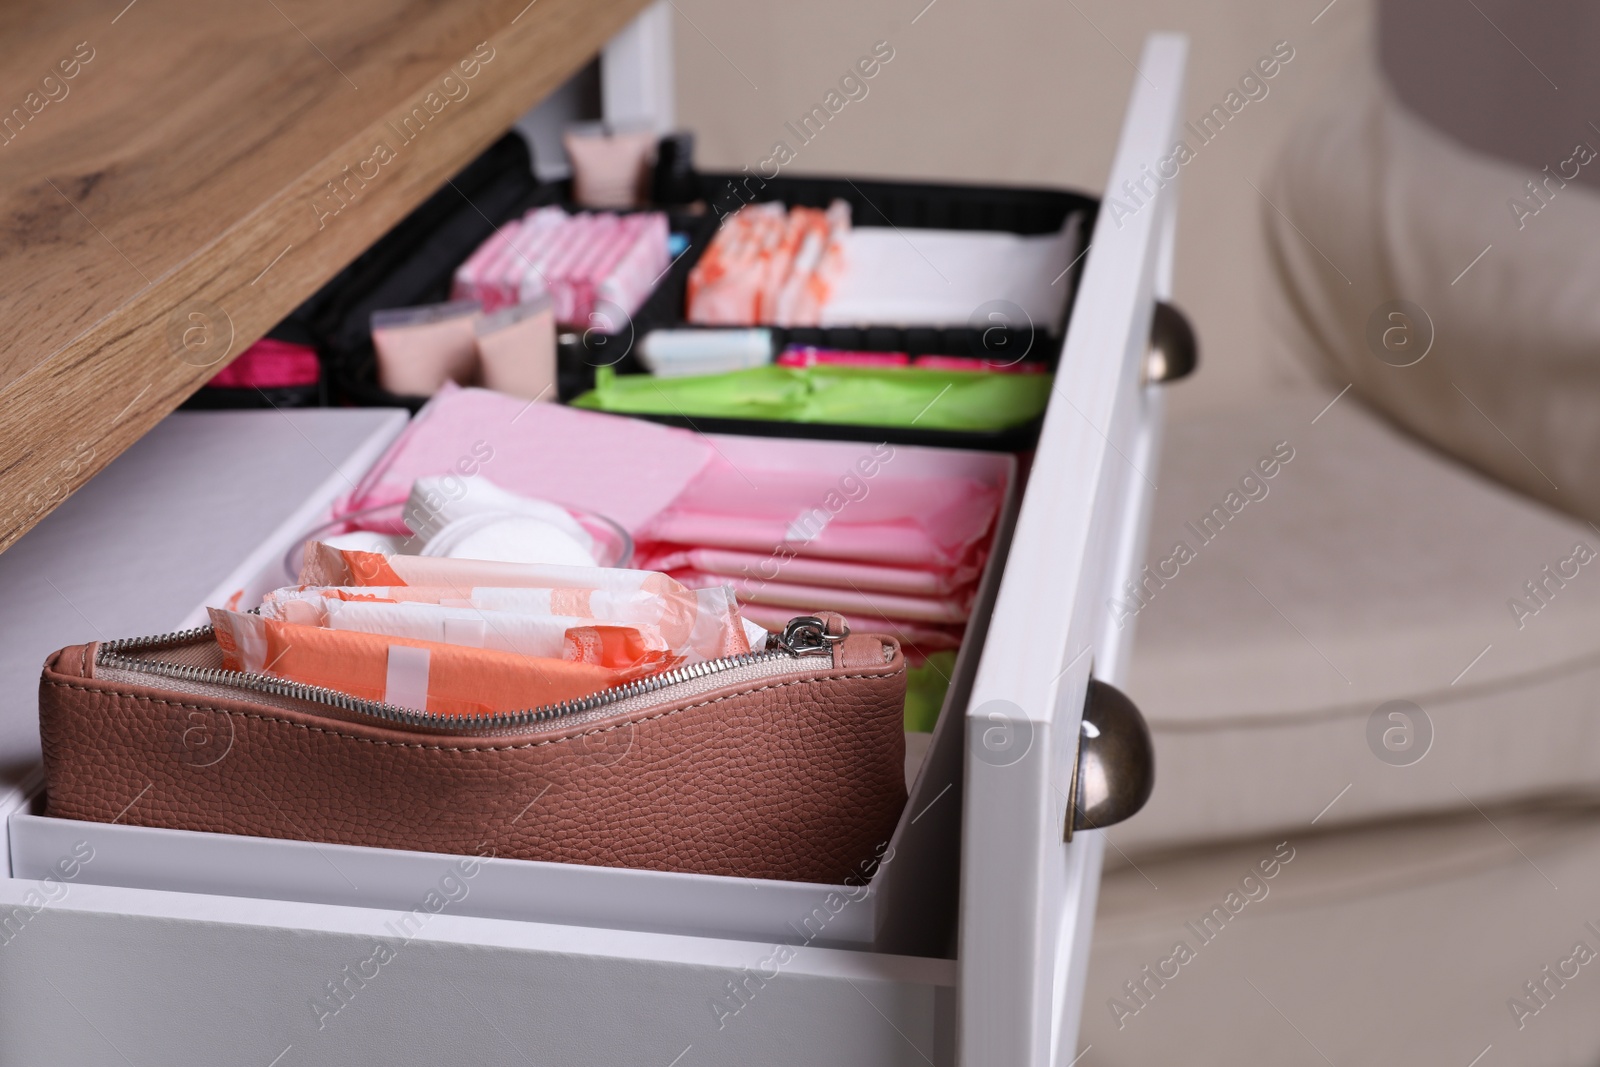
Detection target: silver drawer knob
<box><xmin>1066</xmin><ymin>680</ymin><xmax>1155</xmax><ymax>840</ymax></box>
<box><xmin>1144</xmin><ymin>301</ymin><xmax>1198</xmax><ymax>384</ymax></box>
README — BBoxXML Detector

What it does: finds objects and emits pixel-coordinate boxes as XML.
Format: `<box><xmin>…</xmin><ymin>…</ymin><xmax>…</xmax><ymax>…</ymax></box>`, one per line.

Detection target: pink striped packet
<box><xmin>451</xmin><ymin>218</ymin><xmax>523</xmax><ymax>306</ymax></box>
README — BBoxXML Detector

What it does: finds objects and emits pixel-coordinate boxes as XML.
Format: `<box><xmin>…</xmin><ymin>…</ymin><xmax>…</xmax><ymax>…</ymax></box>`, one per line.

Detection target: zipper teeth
<box><xmin>95</xmin><ymin>624</ymin><xmax>800</xmax><ymax>734</ymax></box>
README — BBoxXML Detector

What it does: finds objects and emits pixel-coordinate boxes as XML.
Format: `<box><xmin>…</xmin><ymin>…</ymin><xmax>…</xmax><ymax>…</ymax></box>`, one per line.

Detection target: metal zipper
<box><xmin>94</xmin><ymin>615</ymin><xmax>846</xmax><ymax>734</ymax></box>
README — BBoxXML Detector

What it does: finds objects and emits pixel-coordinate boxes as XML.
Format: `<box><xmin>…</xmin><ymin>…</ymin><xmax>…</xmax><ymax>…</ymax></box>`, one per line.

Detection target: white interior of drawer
<box><xmin>11</xmin><ymin>439</ymin><xmax>1023</xmax><ymax>957</ymax></box>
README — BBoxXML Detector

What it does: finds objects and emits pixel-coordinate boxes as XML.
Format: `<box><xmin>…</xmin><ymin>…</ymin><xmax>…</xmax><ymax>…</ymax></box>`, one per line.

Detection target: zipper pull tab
<box><xmin>773</xmin><ymin>615</ymin><xmax>850</xmax><ymax>657</ymax></box>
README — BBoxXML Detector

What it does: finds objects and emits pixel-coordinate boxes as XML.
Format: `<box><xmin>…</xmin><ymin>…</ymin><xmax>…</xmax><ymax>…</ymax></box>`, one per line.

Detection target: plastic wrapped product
<box><xmin>638</xmin><ymin>329</ymin><xmax>774</xmax><ymax>378</ymax></box>
<box><xmin>563</xmin><ymin>126</ymin><xmax>657</xmax><ymax>209</ymax></box>
<box><xmin>258</xmin><ymin>581</ymin><xmax>763</xmax><ymax>666</ymax></box>
<box><xmin>371</xmin><ymin>300</ymin><xmax>481</xmax><ymax>397</ymax></box>
<box><xmin>474</xmin><ymin>296</ymin><xmax>556</xmax><ymax>401</ymax></box>
<box><xmin>451</xmin><ymin>219</ymin><xmax>523</xmax><ymax>307</ymax></box>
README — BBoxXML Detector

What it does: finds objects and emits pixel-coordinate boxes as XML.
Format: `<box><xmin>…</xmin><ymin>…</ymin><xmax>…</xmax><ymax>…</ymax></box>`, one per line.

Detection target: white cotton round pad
<box><xmin>417</xmin><ymin>512</ymin><xmax>507</xmax><ymax>558</ymax></box>
<box><xmin>420</xmin><ymin>513</ymin><xmax>597</xmax><ymax>567</ymax></box>
<box><xmin>404</xmin><ymin>475</ymin><xmax>595</xmax><ymax>554</ymax></box>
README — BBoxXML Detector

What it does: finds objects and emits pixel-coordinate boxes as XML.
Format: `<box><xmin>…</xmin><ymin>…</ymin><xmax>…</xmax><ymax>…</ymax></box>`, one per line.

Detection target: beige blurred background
<box><xmin>669</xmin><ymin>0</ymin><xmax>1374</xmax><ymax>414</ymax></box>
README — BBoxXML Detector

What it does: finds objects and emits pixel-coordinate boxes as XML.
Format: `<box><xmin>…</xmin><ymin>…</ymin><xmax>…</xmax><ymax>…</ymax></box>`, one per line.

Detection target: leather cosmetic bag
<box><xmin>37</xmin><ymin>616</ymin><xmax>906</xmax><ymax>885</ymax></box>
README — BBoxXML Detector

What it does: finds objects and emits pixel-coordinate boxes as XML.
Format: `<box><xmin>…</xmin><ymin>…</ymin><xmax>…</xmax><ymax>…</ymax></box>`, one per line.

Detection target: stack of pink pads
<box><xmin>338</xmin><ymin>386</ymin><xmax>1013</xmax><ymax>662</ymax></box>
<box><xmin>633</xmin><ymin>447</ymin><xmax>999</xmax><ymax>656</ymax></box>
<box><xmin>686</xmin><ymin>200</ymin><xmax>851</xmax><ymax>327</ymax></box>
<box><xmin>452</xmin><ymin>206</ymin><xmax>670</xmax><ymax>325</ymax></box>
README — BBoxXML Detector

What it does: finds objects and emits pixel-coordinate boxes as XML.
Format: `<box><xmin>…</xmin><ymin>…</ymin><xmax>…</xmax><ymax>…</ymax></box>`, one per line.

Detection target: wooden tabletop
<box><xmin>0</xmin><ymin>0</ymin><xmax>646</xmax><ymax>554</ymax></box>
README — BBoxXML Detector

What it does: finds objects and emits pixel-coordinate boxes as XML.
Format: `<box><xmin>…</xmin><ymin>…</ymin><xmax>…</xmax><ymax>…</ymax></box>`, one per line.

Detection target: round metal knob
<box><xmin>1066</xmin><ymin>680</ymin><xmax>1155</xmax><ymax>840</ymax></box>
<box><xmin>1144</xmin><ymin>301</ymin><xmax>1198</xmax><ymax>384</ymax></box>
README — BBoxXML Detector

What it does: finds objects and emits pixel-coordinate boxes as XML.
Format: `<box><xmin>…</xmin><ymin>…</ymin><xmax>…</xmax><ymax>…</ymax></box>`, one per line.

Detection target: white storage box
<box><xmin>12</xmin><ymin>437</ymin><xmax>1019</xmax><ymax>957</ymax></box>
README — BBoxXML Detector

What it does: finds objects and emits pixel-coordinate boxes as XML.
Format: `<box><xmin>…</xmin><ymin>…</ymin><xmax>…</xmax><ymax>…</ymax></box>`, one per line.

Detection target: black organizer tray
<box><xmin>649</xmin><ymin>170</ymin><xmax>1097</xmax><ymax>357</ymax></box>
<box><xmin>287</xmin><ymin>133</ymin><xmax>717</xmax><ymax>411</ymax></box>
<box><xmin>313</xmin><ymin>133</ymin><xmax>546</xmax><ymax>412</ymax></box>
<box><xmin>568</xmin><ymin>170</ymin><xmax>1097</xmax><ymax>451</ymax></box>
<box><xmin>246</xmin><ymin>132</ymin><xmax>1100</xmax><ymax>452</ymax></box>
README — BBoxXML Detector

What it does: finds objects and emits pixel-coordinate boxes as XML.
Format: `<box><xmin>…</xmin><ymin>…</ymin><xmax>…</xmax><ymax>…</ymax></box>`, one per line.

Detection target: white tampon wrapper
<box><xmin>637</xmin><ymin>328</ymin><xmax>773</xmax><ymax>378</ymax></box>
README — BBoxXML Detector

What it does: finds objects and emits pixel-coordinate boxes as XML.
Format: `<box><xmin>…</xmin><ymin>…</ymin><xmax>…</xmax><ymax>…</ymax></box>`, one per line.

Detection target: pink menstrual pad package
<box><xmin>639</xmin><ymin>442</ymin><xmax>1008</xmax><ymax>571</ymax></box>
<box><xmin>343</xmin><ymin>386</ymin><xmax>717</xmax><ymax>534</ymax></box>
<box><xmin>639</xmin><ymin>546</ymin><xmax>981</xmax><ymax>598</ymax></box>
<box><xmin>341</xmin><ymin>388</ymin><xmax>1014</xmax><ymax>607</ymax></box>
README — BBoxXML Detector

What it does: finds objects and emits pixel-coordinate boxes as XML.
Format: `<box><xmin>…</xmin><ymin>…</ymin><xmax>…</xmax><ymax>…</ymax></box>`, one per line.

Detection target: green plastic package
<box><xmin>572</xmin><ymin>363</ymin><xmax>1052</xmax><ymax>433</ymax></box>
<box><xmin>904</xmin><ymin>651</ymin><xmax>958</xmax><ymax>733</ymax></box>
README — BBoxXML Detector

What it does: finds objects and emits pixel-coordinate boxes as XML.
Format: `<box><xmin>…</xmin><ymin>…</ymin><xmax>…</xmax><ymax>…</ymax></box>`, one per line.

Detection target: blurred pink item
<box><xmin>207</xmin><ymin>338</ymin><xmax>320</xmax><ymax>389</ymax></box>
<box><xmin>773</xmin><ymin>347</ymin><xmax>1049</xmax><ymax>373</ymax></box>
<box><xmin>665</xmin><ymin>569</ymin><xmax>970</xmax><ymax>625</ymax></box>
<box><xmin>450</xmin><ymin>219</ymin><xmax>523</xmax><ymax>308</ymax></box>
<box><xmin>371</xmin><ymin>301</ymin><xmax>480</xmax><ymax>397</ymax></box>
<box><xmin>474</xmin><ymin>208</ymin><xmax>562</xmax><ymax>312</ymax></box>
<box><xmin>642</xmin><ymin>456</ymin><xmax>1002</xmax><ymax>569</ymax></box>
<box><xmin>475</xmin><ymin>297</ymin><xmax>556</xmax><ymax>401</ymax></box>
<box><xmin>564</xmin><ymin>127</ymin><xmax>656</xmax><ymax>209</ymax></box>
<box><xmin>343</xmin><ymin>385</ymin><xmax>715</xmax><ymax>535</ymax></box>
<box><xmin>545</xmin><ymin>213</ymin><xmax>610</xmax><ymax>322</ymax></box>
<box><xmin>597</xmin><ymin>213</ymin><xmax>670</xmax><ymax>320</ymax></box>
<box><xmin>777</xmin><ymin>346</ymin><xmax>910</xmax><ymax>369</ymax></box>
<box><xmin>451</xmin><ymin>207</ymin><xmax>669</xmax><ymax>324</ymax></box>
<box><xmin>340</xmin><ymin>389</ymin><xmax>1012</xmax><ymax>662</ymax></box>
<box><xmin>640</xmin><ymin>545</ymin><xmax>979</xmax><ymax>597</ymax></box>
<box><xmin>913</xmin><ymin>355</ymin><xmax>1049</xmax><ymax>374</ymax></box>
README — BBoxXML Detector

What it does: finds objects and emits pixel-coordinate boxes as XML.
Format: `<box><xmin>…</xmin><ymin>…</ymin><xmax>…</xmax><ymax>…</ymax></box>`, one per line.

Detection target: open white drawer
<box><xmin>0</xmin><ymin>34</ymin><xmax>1187</xmax><ymax>1067</ymax></box>
<box><xmin>9</xmin><ymin>435</ymin><xmax>1023</xmax><ymax>960</ymax></box>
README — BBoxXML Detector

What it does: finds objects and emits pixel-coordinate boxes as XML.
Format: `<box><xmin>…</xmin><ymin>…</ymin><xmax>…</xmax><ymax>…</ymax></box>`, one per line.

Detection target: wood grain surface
<box><xmin>0</xmin><ymin>0</ymin><xmax>647</xmax><ymax>554</ymax></box>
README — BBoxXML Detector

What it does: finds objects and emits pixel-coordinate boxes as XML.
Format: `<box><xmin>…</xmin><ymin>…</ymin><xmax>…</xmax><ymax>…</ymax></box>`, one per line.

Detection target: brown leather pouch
<box><xmin>37</xmin><ymin>616</ymin><xmax>906</xmax><ymax>884</ymax></box>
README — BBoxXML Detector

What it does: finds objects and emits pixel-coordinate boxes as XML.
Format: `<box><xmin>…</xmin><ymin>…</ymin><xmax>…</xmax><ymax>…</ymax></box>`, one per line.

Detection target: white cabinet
<box><xmin>0</xmin><ymin>34</ymin><xmax>1187</xmax><ymax>1066</ymax></box>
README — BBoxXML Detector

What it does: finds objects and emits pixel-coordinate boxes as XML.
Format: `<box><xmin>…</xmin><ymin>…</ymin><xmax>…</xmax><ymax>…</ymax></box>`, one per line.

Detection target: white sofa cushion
<box><xmin>1118</xmin><ymin>386</ymin><xmax>1600</xmax><ymax>853</ymax></box>
<box><xmin>1264</xmin><ymin>48</ymin><xmax>1600</xmax><ymax>528</ymax></box>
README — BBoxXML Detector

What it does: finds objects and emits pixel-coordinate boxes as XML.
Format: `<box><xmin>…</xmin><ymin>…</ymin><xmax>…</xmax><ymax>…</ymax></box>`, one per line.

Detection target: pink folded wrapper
<box><xmin>341</xmin><ymin>388</ymin><xmax>1013</xmax><ymax>582</ymax></box>
<box><xmin>644</xmin><ymin>512</ymin><xmax>954</xmax><ymax>567</ymax></box>
<box><xmin>641</xmin><ymin>456</ymin><xmax>1002</xmax><ymax>570</ymax></box>
<box><xmin>342</xmin><ymin>387</ymin><xmax>717</xmax><ymax>535</ymax></box>
<box><xmin>576</xmin><ymin>214</ymin><xmax>643</xmax><ymax>322</ymax></box>
<box><xmin>553</xmin><ymin>214</ymin><xmax>618</xmax><ymax>323</ymax></box>
<box><xmin>512</xmin><ymin>208</ymin><xmax>571</xmax><ymax>303</ymax></box>
<box><xmin>476</xmin><ymin>233</ymin><xmax>525</xmax><ymax>312</ymax></box>
<box><xmin>777</xmin><ymin>346</ymin><xmax>911</xmax><ymax>369</ymax></box>
<box><xmin>641</xmin><ymin>545</ymin><xmax>980</xmax><ymax>598</ymax></box>
<box><xmin>459</xmin><ymin>207</ymin><xmax>565</xmax><ymax>313</ymax></box>
<box><xmin>451</xmin><ymin>219</ymin><xmax>523</xmax><ymax>306</ymax></box>
<box><xmin>598</xmin><ymin>213</ymin><xmax>670</xmax><ymax>317</ymax></box>
<box><xmin>667</xmin><ymin>569</ymin><xmax>970</xmax><ymax>625</ymax></box>
<box><xmin>494</xmin><ymin>213</ymin><xmax>560</xmax><ymax>311</ymax></box>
